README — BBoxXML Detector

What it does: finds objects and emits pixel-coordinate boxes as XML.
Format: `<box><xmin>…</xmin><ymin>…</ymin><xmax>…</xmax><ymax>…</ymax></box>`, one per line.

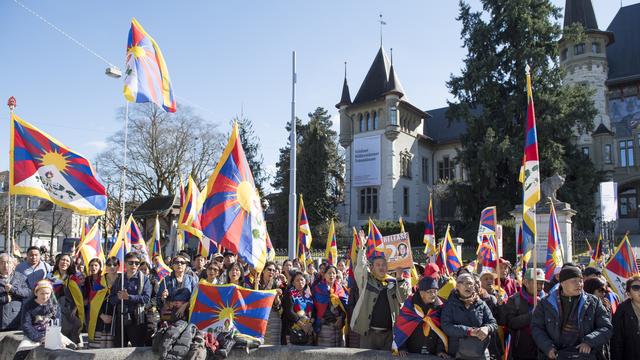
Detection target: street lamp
<box><xmin>105</xmin><ymin>66</ymin><xmax>122</xmax><ymax>78</ymax></box>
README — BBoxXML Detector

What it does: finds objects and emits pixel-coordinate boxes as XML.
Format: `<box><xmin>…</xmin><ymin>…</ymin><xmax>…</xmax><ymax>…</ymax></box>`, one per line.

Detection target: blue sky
<box><xmin>0</xmin><ymin>0</ymin><xmax>635</xmax><ymax>193</ymax></box>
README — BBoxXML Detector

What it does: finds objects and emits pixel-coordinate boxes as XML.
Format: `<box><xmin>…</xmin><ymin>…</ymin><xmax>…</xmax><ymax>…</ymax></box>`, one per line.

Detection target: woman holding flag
<box><xmin>50</xmin><ymin>253</ymin><xmax>84</xmax><ymax>344</ymax></box>
<box><xmin>157</xmin><ymin>253</ymin><xmax>197</xmax><ymax>324</ymax></box>
<box><xmin>87</xmin><ymin>256</ymin><xmax>119</xmax><ymax>348</ymax></box>
<box><xmin>257</xmin><ymin>261</ymin><xmax>284</xmax><ymax>345</ymax></box>
<box><xmin>282</xmin><ymin>271</ymin><xmax>315</xmax><ymax>345</ymax></box>
<box><xmin>312</xmin><ymin>265</ymin><xmax>348</xmax><ymax>347</ymax></box>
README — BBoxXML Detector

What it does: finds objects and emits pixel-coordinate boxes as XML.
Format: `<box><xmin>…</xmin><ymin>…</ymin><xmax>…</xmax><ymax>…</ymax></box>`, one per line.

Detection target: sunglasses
<box><xmin>106</xmin><ymin>263</ymin><xmax>118</xmax><ymax>267</ymax></box>
<box><xmin>173</xmin><ymin>261</ymin><xmax>187</xmax><ymax>265</ymax></box>
<box><xmin>127</xmin><ymin>261</ymin><xmax>140</xmax><ymax>266</ymax></box>
<box><xmin>265</xmin><ymin>268</ymin><xmax>276</xmax><ymax>272</ymax></box>
<box><xmin>630</xmin><ymin>284</ymin><xmax>640</xmax><ymax>292</ymax></box>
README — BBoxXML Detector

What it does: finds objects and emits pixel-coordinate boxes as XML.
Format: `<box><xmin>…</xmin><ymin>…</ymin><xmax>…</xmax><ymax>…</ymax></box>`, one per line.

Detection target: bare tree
<box><xmin>96</xmin><ymin>103</ymin><xmax>225</xmax><ymax>218</ymax></box>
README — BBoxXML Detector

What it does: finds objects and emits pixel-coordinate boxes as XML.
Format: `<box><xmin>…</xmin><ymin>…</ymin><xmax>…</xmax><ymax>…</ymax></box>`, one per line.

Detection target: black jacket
<box><xmin>0</xmin><ymin>271</ymin><xmax>31</xmax><ymax>331</ymax></box>
<box><xmin>611</xmin><ymin>299</ymin><xmax>640</xmax><ymax>360</ymax></box>
<box><xmin>501</xmin><ymin>291</ymin><xmax>538</xmax><ymax>360</ymax></box>
<box><xmin>531</xmin><ymin>288</ymin><xmax>612</xmax><ymax>359</ymax></box>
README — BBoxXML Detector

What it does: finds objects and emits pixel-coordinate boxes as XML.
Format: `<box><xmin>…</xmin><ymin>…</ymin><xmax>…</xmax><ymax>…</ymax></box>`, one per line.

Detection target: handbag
<box><xmin>557</xmin><ymin>349</ymin><xmax>596</xmax><ymax>360</ymax></box>
<box><xmin>455</xmin><ymin>336</ymin><xmax>490</xmax><ymax>360</ymax></box>
<box><xmin>289</xmin><ymin>328</ymin><xmax>309</xmax><ymax>345</ymax></box>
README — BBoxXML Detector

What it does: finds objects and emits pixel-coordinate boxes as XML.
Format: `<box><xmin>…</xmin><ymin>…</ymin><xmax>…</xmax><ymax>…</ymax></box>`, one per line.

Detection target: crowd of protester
<box><xmin>1</xmin><ymin>242</ymin><xmax>639</xmax><ymax>360</ymax></box>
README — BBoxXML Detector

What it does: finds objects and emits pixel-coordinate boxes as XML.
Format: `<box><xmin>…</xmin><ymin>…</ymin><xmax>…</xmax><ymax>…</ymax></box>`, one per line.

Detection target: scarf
<box><xmin>392</xmin><ymin>295</ymin><xmax>448</xmax><ymax>353</ymax></box>
<box><xmin>289</xmin><ymin>286</ymin><xmax>313</xmax><ymax>318</ymax></box>
<box><xmin>312</xmin><ymin>279</ymin><xmax>347</xmax><ymax>330</ymax></box>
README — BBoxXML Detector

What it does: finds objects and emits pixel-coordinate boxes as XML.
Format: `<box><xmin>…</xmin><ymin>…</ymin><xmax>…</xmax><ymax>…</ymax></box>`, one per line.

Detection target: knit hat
<box><xmin>582</xmin><ymin>267</ymin><xmax>602</xmax><ymax>278</ymax></box>
<box><xmin>559</xmin><ymin>266</ymin><xmax>582</xmax><ymax>283</ymax></box>
<box><xmin>418</xmin><ymin>277</ymin><xmax>439</xmax><ymax>291</ymax></box>
<box><xmin>34</xmin><ymin>279</ymin><xmax>53</xmax><ymax>294</ymax></box>
<box><xmin>423</xmin><ymin>263</ymin><xmax>440</xmax><ymax>277</ymax></box>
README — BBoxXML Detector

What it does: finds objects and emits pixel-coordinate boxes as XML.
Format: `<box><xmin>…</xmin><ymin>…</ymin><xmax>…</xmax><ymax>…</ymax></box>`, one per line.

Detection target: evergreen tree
<box><xmin>233</xmin><ymin>116</ymin><xmax>267</xmax><ymax>199</ymax></box>
<box><xmin>448</xmin><ymin>0</ymin><xmax>598</xmax><ymax>231</ymax></box>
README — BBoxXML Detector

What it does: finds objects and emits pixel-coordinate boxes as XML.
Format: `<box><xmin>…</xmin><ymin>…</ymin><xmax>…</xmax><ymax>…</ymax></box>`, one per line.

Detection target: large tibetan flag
<box><xmin>477</xmin><ymin>206</ymin><xmax>497</xmax><ymax>244</ymax></box>
<box><xmin>78</xmin><ymin>221</ymin><xmax>105</xmax><ymax>272</ymax></box>
<box><xmin>10</xmin><ymin>114</ymin><xmax>107</xmax><ymax>216</ymax></box>
<box><xmin>391</xmin><ymin>295</ymin><xmax>448</xmax><ymax>354</ymax></box>
<box><xmin>519</xmin><ymin>65</ymin><xmax>541</xmax><ymax>267</ymax></box>
<box><xmin>423</xmin><ymin>194</ymin><xmax>437</xmax><ymax>256</ymax></box>
<box><xmin>200</xmin><ymin>122</ymin><xmax>269</xmax><ymax>272</ymax></box>
<box><xmin>367</xmin><ymin>219</ymin><xmax>385</xmax><ymax>260</ymax></box>
<box><xmin>297</xmin><ymin>196</ymin><xmax>313</xmax><ymax>267</ymax></box>
<box><xmin>544</xmin><ymin>203</ymin><xmax>564</xmax><ymax>281</ymax></box>
<box><xmin>325</xmin><ymin>219</ymin><xmax>338</xmax><ymax>266</ymax></box>
<box><xmin>190</xmin><ymin>282</ymin><xmax>276</xmax><ymax>341</ymax></box>
<box><xmin>178</xmin><ymin>176</ymin><xmax>204</xmax><ymax>239</ymax></box>
<box><xmin>443</xmin><ymin>225</ymin><xmax>462</xmax><ymax>274</ymax></box>
<box><xmin>604</xmin><ymin>235</ymin><xmax>640</xmax><ymax>297</ymax></box>
<box><xmin>148</xmin><ymin>216</ymin><xmax>171</xmax><ymax>280</ymax></box>
<box><xmin>123</xmin><ymin>216</ymin><xmax>150</xmax><ymax>265</ymax></box>
<box><xmin>123</xmin><ymin>18</ymin><xmax>176</xmax><ymax>113</ymax></box>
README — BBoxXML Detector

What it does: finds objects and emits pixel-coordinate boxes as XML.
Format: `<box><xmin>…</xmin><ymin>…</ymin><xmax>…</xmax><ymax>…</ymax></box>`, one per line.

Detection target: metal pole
<box><xmin>7</xmin><ymin>98</ymin><xmax>15</xmax><ymax>255</ymax></box>
<box><xmin>532</xmin><ymin>205</ymin><xmax>538</xmax><ymax>306</ymax></box>
<box><xmin>119</xmin><ymin>101</ymin><xmax>129</xmax><ymax>347</ymax></box>
<box><xmin>288</xmin><ymin>51</ymin><xmax>297</xmax><ymax>260</ymax></box>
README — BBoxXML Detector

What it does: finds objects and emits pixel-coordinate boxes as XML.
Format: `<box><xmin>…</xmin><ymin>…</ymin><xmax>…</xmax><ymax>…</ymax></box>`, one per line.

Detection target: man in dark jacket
<box><xmin>442</xmin><ymin>272</ymin><xmax>498</xmax><ymax>358</ymax></box>
<box><xmin>109</xmin><ymin>252</ymin><xmax>152</xmax><ymax>347</ymax></box>
<box><xmin>0</xmin><ymin>253</ymin><xmax>31</xmax><ymax>330</ymax></box>
<box><xmin>531</xmin><ymin>266</ymin><xmax>612</xmax><ymax>360</ymax></box>
<box><xmin>611</xmin><ymin>275</ymin><xmax>640</xmax><ymax>360</ymax></box>
<box><xmin>501</xmin><ymin>268</ymin><xmax>546</xmax><ymax>360</ymax></box>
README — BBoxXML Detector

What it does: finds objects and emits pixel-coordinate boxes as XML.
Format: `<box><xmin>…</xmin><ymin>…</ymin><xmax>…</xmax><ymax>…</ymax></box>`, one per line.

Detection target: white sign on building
<box><xmin>352</xmin><ymin>135</ymin><xmax>381</xmax><ymax>187</ymax></box>
<box><xmin>599</xmin><ymin>181</ymin><xmax>618</xmax><ymax>222</ymax></box>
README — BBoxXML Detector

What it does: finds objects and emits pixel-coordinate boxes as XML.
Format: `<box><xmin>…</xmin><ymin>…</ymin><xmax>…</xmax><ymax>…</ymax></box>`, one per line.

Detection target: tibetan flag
<box><xmin>347</xmin><ymin>227</ymin><xmax>359</xmax><ymax>288</ymax></box>
<box><xmin>519</xmin><ymin>65</ymin><xmax>541</xmax><ymax>268</ymax></box>
<box><xmin>423</xmin><ymin>194</ymin><xmax>437</xmax><ymax>256</ymax></box>
<box><xmin>198</xmin><ymin>236</ymin><xmax>219</xmax><ymax>259</ymax></box>
<box><xmin>78</xmin><ymin>221</ymin><xmax>105</xmax><ymax>272</ymax></box>
<box><xmin>108</xmin><ymin>217</ymin><xmax>133</xmax><ymax>272</ymax></box>
<box><xmin>366</xmin><ymin>219</ymin><xmax>385</xmax><ymax>261</ymax></box>
<box><xmin>325</xmin><ymin>219</ymin><xmax>338</xmax><ymax>266</ymax></box>
<box><xmin>87</xmin><ymin>276</ymin><xmax>108</xmax><ymax>341</ymax></box>
<box><xmin>443</xmin><ymin>225</ymin><xmax>462</xmax><ymax>274</ymax></box>
<box><xmin>148</xmin><ymin>216</ymin><xmax>171</xmax><ymax>280</ymax></box>
<box><xmin>477</xmin><ymin>206</ymin><xmax>497</xmax><ymax>244</ymax></box>
<box><xmin>189</xmin><ymin>282</ymin><xmax>276</xmax><ymax>341</ymax></box>
<box><xmin>265</xmin><ymin>232</ymin><xmax>275</xmax><ymax>261</ymax></box>
<box><xmin>122</xmin><ymin>216</ymin><xmax>150</xmax><ymax>265</ymax></box>
<box><xmin>10</xmin><ymin>114</ymin><xmax>107</xmax><ymax>216</ymax></box>
<box><xmin>75</xmin><ymin>220</ymin><xmax>91</xmax><ymax>258</ymax></box>
<box><xmin>603</xmin><ymin>235</ymin><xmax>640</xmax><ymax>298</ymax></box>
<box><xmin>12</xmin><ymin>240</ymin><xmax>22</xmax><ymax>259</ymax></box>
<box><xmin>297</xmin><ymin>196</ymin><xmax>313</xmax><ymax>267</ymax></box>
<box><xmin>516</xmin><ymin>222</ymin><xmax>524</xmax><ymax>257</ymax></box>
<box><xmin>477</xmin><ymin>234</ymin><xmax>498</xmax><ymax>269</ymax></box>
<box><xmin>178</xmin><ymin>176</ymin><xmax>204</xmax><ymax>239</ymax></box>
<box><xmin>123</xmin><ymin>18</ymin><xmax>176</xmax><ymax>112</ymax></box>
<box><xmin>399</xmin><ymin>217</ymin><xmax>405</xmax><ymax>233</ymax></box>
<box><xmin>312</xmin><ymin>280</ymin><xmax>347</xmax><ymax>331</ymax></box>
<box><xmin>200</xmin><ymin>122</ymin><xmax>269</xmax><ymax>272</ymax></box>
<box><xmin>544</xmin><ymin>203</ymin><xmax>564</xmax><ymax>281</ymax></box>
<box><xmin>590</xmin><ymin>233</ymin><xmax>604</xmax><ymax>267</ymax></box>
<box><xmin>391</xmin><ymin>296</ymin><xmax>448</xmax><ymax>353</ymax></box>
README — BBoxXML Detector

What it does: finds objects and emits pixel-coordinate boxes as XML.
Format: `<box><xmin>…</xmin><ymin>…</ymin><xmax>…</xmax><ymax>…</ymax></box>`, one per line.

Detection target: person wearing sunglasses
<box><xmin>87</xmin><ymin>257</ymin><xmax>119</xmax><ymax>348</ymax></box>
<box><xmin>611</xmin><ymin>275</ymin><xmax>640</xmax><ymax>360</ymax></box>
<box><xmin>257</xmin><ymin>261</ymin><xmax>283</xmax><ymax>345</ymax></box>
<box><xmin>157</xmin><ymin>253</ymin><xmax>197</xmax><ymax>324</ymax></box>
<box><xmin>108</xmin><ymin>252</ymin><xmax>151</xmax><ymax>347</ymax></box>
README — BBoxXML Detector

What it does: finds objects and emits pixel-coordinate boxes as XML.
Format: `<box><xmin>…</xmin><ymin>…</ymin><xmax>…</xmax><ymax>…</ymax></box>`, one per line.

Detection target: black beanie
<box><xmin>418</xmin><ymin>276</ymin><xmax>439</xmax><ymax>291</ymax></box>
<box><xmin>559</xmin><ymin>266</ymin><xmax>582</xmax><ymax>283</ymax></box>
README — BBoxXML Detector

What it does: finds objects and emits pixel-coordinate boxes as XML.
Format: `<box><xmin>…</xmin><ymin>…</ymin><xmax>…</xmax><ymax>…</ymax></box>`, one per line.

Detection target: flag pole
<box><xmin>118</xmin><ymin>101</ymin><xmax>129</xmax><ymax>347</ymax></box>
<box><xmin>6</xmin><ymin>97</ymin><xmax>16</xmax><ymax>257</ymax></box>
<box><xmin>287</xmin><ymin>51</ymin><xmax>297</xmax><ymax>260</ymax></box>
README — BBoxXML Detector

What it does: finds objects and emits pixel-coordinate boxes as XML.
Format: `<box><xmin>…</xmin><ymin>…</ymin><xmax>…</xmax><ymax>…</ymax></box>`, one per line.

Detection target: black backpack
<box><xmin>152</xmin><ymin>320</ymin><xmax>194</xmax><ymax>360</ymax></box>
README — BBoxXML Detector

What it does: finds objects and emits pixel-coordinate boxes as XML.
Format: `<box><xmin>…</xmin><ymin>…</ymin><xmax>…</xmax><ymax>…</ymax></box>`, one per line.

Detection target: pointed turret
<box><xmin>352</xmin><ymin>47</ymin><xmax>390</xmax><ymax>105</ymax></box>
<box><xmin>335</xmin><ymin>63</ymin><xmax>352</xmax><ymax>109</ymax></box>
<box><xmin>564</xmin><ymin>0</ymin><xmax>599</xmax><ymax>30</ymax></box>
<box><xmin>384</xmin><ymin>49</ymin><xmax>405</xmax><ymax>97</ymax></box>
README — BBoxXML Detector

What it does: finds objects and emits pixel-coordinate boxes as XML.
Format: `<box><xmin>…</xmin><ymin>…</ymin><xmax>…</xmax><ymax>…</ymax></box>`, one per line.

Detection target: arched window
<box><xmin>359</xmin><ymin>114</ymin><xmax>364</xmax><ymax>132</ymax></box>
<box><xmin>373</xmin><ymin>111</ymin><xmax>378</xmax><ymax>129</ymax></box>
<box><xmin>366</xmin><ymin>113</ymin><xmax>371</xmax><ymax>131</ymax></box>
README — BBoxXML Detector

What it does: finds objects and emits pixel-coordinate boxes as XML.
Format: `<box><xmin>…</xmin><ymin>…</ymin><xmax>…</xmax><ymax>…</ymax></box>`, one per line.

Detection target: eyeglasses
<box><xmin>459</xmin><ymin>281</ymin><xmax>475</xmax><ymax>287</ymax></box>
<box><xmin>266</xmin><ymin>268</ymin><xmax>276</xmax><ymax>272</ymax></box>
<box><xmin>127</xmin><ymin>261</ymin><xmax>140</xmax><ymax>266</ymax></box>
<box><xmin>630</xmin><ymin>284</ymin><xmax>640</xmax><ymax>292</ymax></box>
<box><xmin>173</xmin><ymin>261</ymin><xmax>187</xmax><ymax>265</ymax></box>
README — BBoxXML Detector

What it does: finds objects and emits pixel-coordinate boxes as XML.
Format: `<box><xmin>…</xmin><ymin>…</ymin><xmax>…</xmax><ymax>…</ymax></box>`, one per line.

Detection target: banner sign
<box><xmin>382</xmin><ymin>232</ymin><xmax>413</xmax><ymax>270</ymax></box>
<box><xmin>599</xmin><ymin>182</ymin><xmax>618</xmax><ymax>222</ymax></box>
<box><xmin>353</xmin><ymin>135</ymin><xmax>381</xmax><ymax>187</ymax></box>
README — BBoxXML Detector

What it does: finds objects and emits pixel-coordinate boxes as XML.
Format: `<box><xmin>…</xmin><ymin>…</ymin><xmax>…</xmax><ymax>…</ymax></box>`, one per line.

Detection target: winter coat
<box><xmin>500</xmin><ymin>290</ymin><xmax>538</xmax><ymax>360</ymax></box>
<box><xmin>0</xmin><ymin>271</ymin><xmax>30</xmax><ymax>331</ymax></box>
<box><xmin>21</xmin><ymin>297</ymin><xmax>60</xmax><ymax>342</ymax></box>
<box><xmin>531</xmin><ymin>288</ymin><xmax>612</xmax><ymax>360</ymax></box>
<box><xmin>611</xmin><ymin>299</ymin><xmax>640</xmax><ymax>360</ymax></box>
<box><xmin>441</xmin><ymin>290</ymin><xmax>498</xmax><ymax>358</ymax></box>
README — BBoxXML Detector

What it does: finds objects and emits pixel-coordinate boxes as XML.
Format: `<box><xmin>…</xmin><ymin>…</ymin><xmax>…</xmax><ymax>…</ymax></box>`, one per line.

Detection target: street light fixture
<box><xmin>105</xmin><ymin>66</ymin><xmax>122</xmax><ymax>78</ymax></box>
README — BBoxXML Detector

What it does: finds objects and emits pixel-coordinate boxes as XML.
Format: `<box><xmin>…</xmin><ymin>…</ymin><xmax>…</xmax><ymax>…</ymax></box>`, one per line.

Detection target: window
<box><xmin>619</xmin><ymin>188</ymin><xmax>637</xmax><ymax>218</ymax></box>
<box><xmin>358</xmin><ymin>114</ymin><xmax>364</xmax><ymax>132</ymax></box>
<box><xmin>403</xmin><ymin>187</ymin><xmax>409</xmax><ymax>216</ymax></box>
<box><xmin>400</xmin><ymin>151</ymin><xmax>412</xmax><ymax>178</ymax></box>
<box><xmin>366</xmin><ymin>113</ymin><xmax>371</xmax><ymax>131</ymax></box>
<box><xmin>373</xmin><ymin>111</ymin><xmax>378</xmax><ymax>130</ymax></box>
<box><xmin>359</xmin><ymin>187</ymin><xmax>378</xmax><ymax>215</ymax></box>
<box><xmin>582</xmin><ymin>147</ymin><xmax>590</xmax><ymax>158</ymax></box>
<box><xmin>574</xmin><ymin>43</ymin><xmax>585</xmax><ymax>55</ymax></box>
<box><xmin>592</xmin><ymin>42</ymin><xmax>601</xmax><ymax>54</ymax></box>
<box><xmin>438</xmin><ymin>156</ymin><xmax>455</xmax><ymax>181</ymax></box>
<box><xmin>390</xmin><ymin>106</ymin><xmax>398</xmax><ymax>126</ymax></box>
<box><xmin>604</xmin><ymin>144</ymin><xmax>612</xmax><ymax>164</ymax></box>
<box><xmin>619</xmin><ymin>140</ymin><xmax>634</xmax><ymax>167</ymax></box>
<box><xmin>561</xmin><ymin>48</ymin><xmax>568</xmax><ymax>61</ymax></box>
<box><xmin>422</xmin><ymin>157</ymin><xmax>429</xmax><ymax>184</ymax></box>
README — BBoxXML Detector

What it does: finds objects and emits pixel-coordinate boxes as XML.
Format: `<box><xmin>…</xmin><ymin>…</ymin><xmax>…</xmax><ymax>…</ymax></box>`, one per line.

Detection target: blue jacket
<box><xmin>21</xmin><ymin>297</ymin><xmax>60</xmax><ymax>342</ymax></box>
<box><xmin>0</xmin><ymin>271</ymin><xmax>31</xmax><ymax>330</ymax></box>
<box><xmin>16</xmin><ymin>261</ymin><xmax>52</xmax><ymax>289</ymax></box>
<box><xmin>531</xmin><ymin>288</ymin><xmax>612</xmax><ymax>359</ymax></box>
<box><xmin>108</xmin><ymin>271</ymin><xmax>151</xmax><ymax>313</ymax></box>
<box><xmin>441</xmin><ymin>291</ymin><xmax>498</xmax><ymax>357</ymax></box>
<box><xmin>157</xmin><ymin>273</ymin><xmax>198</xmax><ymax>305</ymax></box>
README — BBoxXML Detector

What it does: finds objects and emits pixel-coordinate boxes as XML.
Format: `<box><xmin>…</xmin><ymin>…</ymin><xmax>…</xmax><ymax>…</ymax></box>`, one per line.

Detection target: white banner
<box><xmin>353</xmin><ymin>135</ymin><xmax>381</xmax><ymax>187</ymax></box>
<box><xmin>599</xmin><ymin>181</ymin><xmax>618</xmax><ymax>222</ymax></box>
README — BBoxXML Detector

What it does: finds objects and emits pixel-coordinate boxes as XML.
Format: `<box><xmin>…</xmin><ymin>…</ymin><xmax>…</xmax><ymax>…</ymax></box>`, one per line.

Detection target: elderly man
<box><xmin>0</xmin><ymin>253</ymin><xmax>30</xmax><ymax>331</ymax></box>
<box><xmin>15</xmin><ymin>246</ymin><xmax>52</xmax><ymax>289</ymax></box>
<box><xmin>350</xmin><ymin>246</ymin><xmax>410</xmax><ymax>350</ymax></box>
<box><xmin>531</xmin><ymin>266</ymin><xmax>612</xmax><ymax>360</ymax></box>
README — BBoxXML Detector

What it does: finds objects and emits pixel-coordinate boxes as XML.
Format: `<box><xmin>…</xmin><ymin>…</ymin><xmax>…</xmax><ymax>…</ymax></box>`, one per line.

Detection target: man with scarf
<box><xmin>500</xmin><ymin>268</ymin><xmax>546</xmax><ymax>360</ymax></box>
<box><xmin>350</xmin><ymin>245</ymin><xmax>410</xmax><ymax>350</ymax></box>
<box><xmin>531</xmin><ymin>266</ymin><xmax>612</xmax><ymax>360</ymax></box>
<box><xmin>392</xmin><ymin>277</ymin><xmax>449</xmax><ymax>357</ymax></box>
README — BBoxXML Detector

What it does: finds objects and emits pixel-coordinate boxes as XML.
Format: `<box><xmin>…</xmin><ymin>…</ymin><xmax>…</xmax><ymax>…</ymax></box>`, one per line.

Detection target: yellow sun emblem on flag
<box><xmin>218</xmin><ymin>306</ymin><xmax>235</xmax><ymax>322</ymax></box>
<box><xmin>235</xmin><ymin>181</ymin><xmax>256</xmax><ymax>214</ymax></box>
<box><xmin>38</xmin><ymin>150</ymin><xmax>70</xmax><ymax>173</ymax></box>
<box><xmin>129</xmin><ymin>45</ymin><xmax>147</xmax><ymax>59</ymax></box>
